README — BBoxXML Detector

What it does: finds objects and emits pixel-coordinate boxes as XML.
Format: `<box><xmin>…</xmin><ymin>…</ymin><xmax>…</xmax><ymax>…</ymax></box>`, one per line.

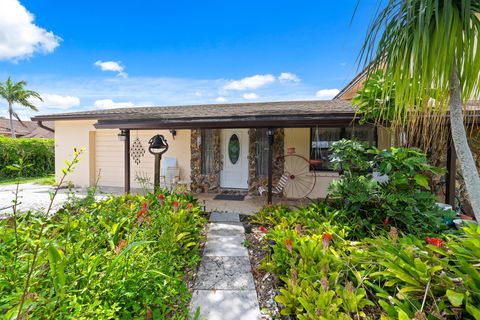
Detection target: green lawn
<box><xmin>0</xmin><ymin>174</ymin><xmax>55</xmax><ymax>186</ymax></box>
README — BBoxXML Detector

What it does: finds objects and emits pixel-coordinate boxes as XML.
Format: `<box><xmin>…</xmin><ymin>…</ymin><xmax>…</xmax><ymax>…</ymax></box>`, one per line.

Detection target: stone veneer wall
<box><xmin>190</xmin><ymin>129</ymin><xmax>221</xmax><ymax>192</ymax></box>
<box><xmin>247</xmin><ymin>128</ymin><xmax>284</xmax><ymax>195</ymax></box>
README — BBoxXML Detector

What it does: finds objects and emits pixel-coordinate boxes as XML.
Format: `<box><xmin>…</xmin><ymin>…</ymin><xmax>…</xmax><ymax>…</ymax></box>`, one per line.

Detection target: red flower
<box><xmin>146</xmin><ymin>216</ymin><xmax>151</xmax><ymax>224</ymax></box>
<box><xmin>115</xmin><ymin>239</ymin><xmax>128</xmax><ymax>255</ymax></box>
<box><xmin>157</xmin><ymin>194</ymin><xmax>164</xmax><ymax>201</ymax></box>
<box><xmin>142</xmin><ymin>201</ymin><xmax>148</xmax><ymax>211</ymax></box>
<box><xmin>426</xmin><ymin>237</ymin><xmax>444</xmax><ymax>248</ymax></box>
<box><xmin>322</xmin><ymin>233</ymin><xmax>332</xmax><ymax>251</ymax></box>
<box><xmin>383</xmin><ymin>218</ymin><xmax>390</xmax><ymax>225</ymax></box>
<box><xmin>187</xmin><ymin>203</ymin><xmax>193</xmax><ymax>211</ymax></box>
<box><xmin>259</xmin><ymin>226</ymin><xmax>268</xmax><ymax>234</ymax></box>
<box><xmin>173</xmin><ymin>201</ymin><xmax>179</xmax><ymax>208</ymax></box>
<box><xmin>285</xmin><ymin>239</ymin><xmax>292</xmax><ymax>254</ymax></box>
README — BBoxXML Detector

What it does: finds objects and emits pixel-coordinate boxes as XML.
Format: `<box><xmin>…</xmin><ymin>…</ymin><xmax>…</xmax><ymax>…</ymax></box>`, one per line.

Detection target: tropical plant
<box><xmin>328</xmin><ymin>140</ymin><xmax>447</xmax><ymax>238</ymax></box>
<box><xmin>0</xmin><ymin>77</ymin><xmax>42</xmax><ymax>138</ymax></box>
<box><xmin>256</xmin><ymin>203</ymin><xmax>480</xmax><ymax>319</ymax></box>
<box><xmin>357</xmin><ymin>0</ymin><xmax>480</xmax><ymax>221</ymax></box>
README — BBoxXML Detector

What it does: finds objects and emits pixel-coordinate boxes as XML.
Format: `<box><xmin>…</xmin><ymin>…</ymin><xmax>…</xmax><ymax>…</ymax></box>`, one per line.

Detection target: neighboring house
<box><xmin>31</xmin><ymin>100</ymin><xmax>392</xmax><ymax>199</ymax></box>
<box><xmin>0</xmin><ymin>117</ymin><xmax>54</xmax><ymax>138</ymax></box>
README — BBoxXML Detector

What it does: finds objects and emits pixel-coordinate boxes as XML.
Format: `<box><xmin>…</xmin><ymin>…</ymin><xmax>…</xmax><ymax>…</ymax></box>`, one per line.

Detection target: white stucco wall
<box><xmin>54</xmin><ymin>120</ymin><xmax>191</xmax><ymax>190</ymax></box>
<box><xmin>55</xmin><ymin>120</ymin><xmax>97</xmax><ymax>187</ymax></box>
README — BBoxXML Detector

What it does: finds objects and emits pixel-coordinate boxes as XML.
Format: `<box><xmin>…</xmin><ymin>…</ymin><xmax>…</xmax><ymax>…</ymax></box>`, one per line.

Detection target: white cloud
<box><xmin>94</xmin><ymin>60</ymin><xmax>128</xmax><ymax>78</ymax></box>
<box><xmin>243</xmin><ymin>92</ymin><xmax>259</xmax><ymax>100</ymax></box>
<box><xmin>315</xmin><ymin>89</ymin><xmax>340</xmax><ymax>99</ymax></box>
<box><xmin>93</xmin><ymin>99</ymin><xmax>135</xmax><ymax>109</ymax></box>
<box><xmin>39</xmin><ymin>94</ymin><xmax>80</xmax><ymax>109</ymax></box>
<box><xmin>224</xmin><ymin>74</ymin><xmax>275</xmax><ymax>91</ymax></box>
<box><xmin>339</xmin><ymin>62</ymin><xmax>347</xmax><ymax>67</ymax></box>
<box><xmin>0</xmin><ymin>0</ymin><xmax>61</xmax><ymax>61</ymax></box>
<box><xmin>278</xmin><ymin>72</ymin><xmax>300</xmax><ymax>83</ymax></box>
<box><xmin>215</xmin><ymin>96</ymin><xmax>228</xmax><ymax>103</ymax></box>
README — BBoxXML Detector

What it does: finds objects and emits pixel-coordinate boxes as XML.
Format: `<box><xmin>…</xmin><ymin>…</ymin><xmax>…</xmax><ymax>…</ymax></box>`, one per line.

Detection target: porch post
<box><xmin>445</xmin><ymin>135</ymin><xmax>456</xmax><ymax>209</ymax></box>
<box><xmin>124</xmin><ymin>129</ymin><xmax>130</xmax><ymax>193</ymax></box>
<box><xmin>267</xmin><ymin>128</ymin><xmax>274</xmax><ymax>204</ymax></box>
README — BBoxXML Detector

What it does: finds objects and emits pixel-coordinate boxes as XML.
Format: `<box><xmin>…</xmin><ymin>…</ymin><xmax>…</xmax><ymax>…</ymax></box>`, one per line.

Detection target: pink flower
<box><xmin>259</xmin><ymin>226</ymin><xmax>268</xmax><ymax>234</ymax></box>
<box><xmin>157</xmin><ymin>194</ymin><xmax>164</xmax><ymax>205</ymax></box>
<box><xmin>285</xmin><ymin>239</ymin><xmax>292</xmax><ymax>254</ymax></box>
<box><xmin>115</xmin><ymin>239</ymin><xmax>128</xmax><ymax>255</ymax></box>
<box><xmin>173</xmin><ymin>201</ymin><xmax>179</xmax><ymax>213</ymax></box>
<box><xmin>322</xmin><ymin>233</ymin><xmax>332</xmax><ymax>251</ymax></box>
<box><xmin>426</xmin><ymin>237</ymin><xmax>444</xmax><ymax>248</ymax></box>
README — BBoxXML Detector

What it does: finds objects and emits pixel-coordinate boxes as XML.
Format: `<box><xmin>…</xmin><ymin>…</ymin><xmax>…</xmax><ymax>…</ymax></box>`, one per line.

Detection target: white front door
<box><xmin>220</xmin><ymin>129</ymin><xmax>249</xmax><ymax>189</ymax></box>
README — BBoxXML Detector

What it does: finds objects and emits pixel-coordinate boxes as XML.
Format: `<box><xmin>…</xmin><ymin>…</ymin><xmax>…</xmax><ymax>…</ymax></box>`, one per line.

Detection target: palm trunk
<box><xmin>8</xmin><ymin>102</ymin><xmax>16</xmax><ymax>138</ymax></box>
<box><xmin>449</xmin><ymin>63</ymin><xmax>480</xmax><ymax>221</ymax></box>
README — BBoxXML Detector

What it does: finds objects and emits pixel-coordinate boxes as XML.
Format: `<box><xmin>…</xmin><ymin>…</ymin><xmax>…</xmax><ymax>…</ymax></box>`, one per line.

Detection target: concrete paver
<box><xmin>193</xmin><ymin>256</ymin><xmax>255</xmax><ymax>290</ymax></box>
<box><xmin>190</xmin><ymin>290</ymin><xmax>261</xmax><ymax>320</ymax></box>
<box><xmin>204</xmin><ymin>235</ymin><xmax>248</xmax><ymax>257</ymax></box>
<box><xmin>190</xmin><ymin>212</ymin><xmax>261</xmax><ymax>320</ymax></box>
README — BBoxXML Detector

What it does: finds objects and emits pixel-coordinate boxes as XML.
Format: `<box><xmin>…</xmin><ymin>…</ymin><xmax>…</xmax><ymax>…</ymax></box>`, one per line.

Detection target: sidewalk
<box><xmin>189</xmin><ymin>212</ymin><xmax>261</xmax><ymax>320</ymax></box>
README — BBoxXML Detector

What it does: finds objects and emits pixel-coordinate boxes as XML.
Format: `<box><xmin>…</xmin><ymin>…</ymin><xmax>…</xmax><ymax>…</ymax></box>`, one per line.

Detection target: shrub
<box><xmin>0</xmin><ymin>136</ymin><xmax>54</xmax><ymax>178</ymax></box>
<box><xmin>328</xmin><ymin>140</ymin><xmax>448</xmax><ymax>238</ymax></box>
<box><xmin>256</xmin><ymin>206</ymin><xmax>480</xmax><ymax>319</ymax></box>
<box><xmin>0</xmin><ymin>190</ymin><xmax>206</xmax><ymax>319</ymax></box>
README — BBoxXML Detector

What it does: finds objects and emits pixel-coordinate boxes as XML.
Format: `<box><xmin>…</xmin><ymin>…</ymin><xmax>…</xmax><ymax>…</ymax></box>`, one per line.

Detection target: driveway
<box><xmin>0</xmin><ymin>183</ymin><xmax>107</xmax><ymax>217</ymax></box>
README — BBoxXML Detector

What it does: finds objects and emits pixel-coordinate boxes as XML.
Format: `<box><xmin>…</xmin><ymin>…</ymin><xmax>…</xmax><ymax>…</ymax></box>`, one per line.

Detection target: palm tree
<box><xmin>357</xmin><ymin>1</ymin><xmax>480</xmax><ymax>221</ymax></box>
<box><xmin>0</xmin><ymin>77</ymin><xmax>42</xmax><ymax>138</ymax></box>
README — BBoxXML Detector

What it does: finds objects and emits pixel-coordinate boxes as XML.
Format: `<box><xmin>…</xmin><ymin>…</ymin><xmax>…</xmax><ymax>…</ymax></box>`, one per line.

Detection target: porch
<box><xmin>31</xmin><ymin>100</ymin><xmax>459</xmax><ymax>208</ymax></box>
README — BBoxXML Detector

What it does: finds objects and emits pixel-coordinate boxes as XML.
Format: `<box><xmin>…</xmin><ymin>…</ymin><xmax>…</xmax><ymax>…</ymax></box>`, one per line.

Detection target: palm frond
<box><xmin>357</xmin><ymin>0</ymin><xmax>480</xmax><ymax>152</ymax></box>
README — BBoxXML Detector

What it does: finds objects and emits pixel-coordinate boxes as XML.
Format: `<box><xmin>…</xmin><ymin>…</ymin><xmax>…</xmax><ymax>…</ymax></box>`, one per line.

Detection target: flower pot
<box><xmin>309</xmin><ymin>159</ymin><xmax>322</xmax><ymax>166</ymax></box>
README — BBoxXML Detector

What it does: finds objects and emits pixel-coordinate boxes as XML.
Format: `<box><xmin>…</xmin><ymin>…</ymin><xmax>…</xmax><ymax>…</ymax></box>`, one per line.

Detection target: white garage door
<box><xmin>95</xmin><ymin>130</ymin><xmax>125</xmax><ymax>188</ymax></box>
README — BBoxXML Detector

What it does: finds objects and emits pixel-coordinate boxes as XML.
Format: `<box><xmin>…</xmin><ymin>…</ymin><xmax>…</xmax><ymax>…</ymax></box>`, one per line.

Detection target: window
<box><xmin>310</xmin><ymin>126</ymin><xmax>375</xmax><ymax>170</ymax></box>
<box><xmin>255</xmin><ymin>128</ymin><xmax>269</xmax><ymax>177</ymax></box>
<box><xmin>201</xmin><ymin>129</ymin><xmax>214</xmax><ymax>174</ymax></box>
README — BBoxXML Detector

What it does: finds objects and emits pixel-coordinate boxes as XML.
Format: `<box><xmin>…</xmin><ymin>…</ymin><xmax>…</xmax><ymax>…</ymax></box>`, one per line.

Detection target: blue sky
<box><xmin>0</xmin><ymin>0</ymin><xmax>378</xmax><ymax>119</ymax></box>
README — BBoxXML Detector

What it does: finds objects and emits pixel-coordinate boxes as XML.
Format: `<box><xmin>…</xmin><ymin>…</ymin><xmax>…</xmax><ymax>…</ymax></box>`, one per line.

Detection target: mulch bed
<box><xmin>241</xmin><ymin>215</ymin><xmax>283</xmax><ymax>319</ymax></box>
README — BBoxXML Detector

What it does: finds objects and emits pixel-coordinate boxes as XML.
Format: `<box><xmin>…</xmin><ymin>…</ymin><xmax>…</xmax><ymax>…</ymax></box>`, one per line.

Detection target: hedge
<box><xmin>0</xmin><ymin>136</ymin><xmax>54</xmax><ymax>178</ymax></box>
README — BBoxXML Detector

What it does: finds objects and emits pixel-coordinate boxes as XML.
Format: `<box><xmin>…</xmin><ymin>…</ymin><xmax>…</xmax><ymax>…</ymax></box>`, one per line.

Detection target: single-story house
<box><xmin>32</xmin><ymin>100</ymin><xmax>395</xmax><ymax>201</ymax></box>
<box><xmin>0</xmin><ymin>117</ymin><xmax>54</xmax><ymax>138</ymax></box>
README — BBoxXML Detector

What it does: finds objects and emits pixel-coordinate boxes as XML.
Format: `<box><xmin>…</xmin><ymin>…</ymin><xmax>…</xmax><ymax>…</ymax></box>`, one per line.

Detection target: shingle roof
<box><xmin>31</xmin><ymin>100</ymin><xmax>355</xmax><ymax>122</ymax></box>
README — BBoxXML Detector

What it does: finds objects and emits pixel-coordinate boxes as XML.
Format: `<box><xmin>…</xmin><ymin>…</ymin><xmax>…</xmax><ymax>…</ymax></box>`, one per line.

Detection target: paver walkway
<box><xmin>189</xmin><ymin>212</ymin><xmax>261</xmax><ymax>320</ymax></box>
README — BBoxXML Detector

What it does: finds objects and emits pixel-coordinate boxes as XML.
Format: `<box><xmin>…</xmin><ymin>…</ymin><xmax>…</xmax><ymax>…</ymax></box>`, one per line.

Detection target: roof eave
<box><xmin>94</xmin><ymin>113</ymin><xmax>357</xmax><ymax>130</ymax></box>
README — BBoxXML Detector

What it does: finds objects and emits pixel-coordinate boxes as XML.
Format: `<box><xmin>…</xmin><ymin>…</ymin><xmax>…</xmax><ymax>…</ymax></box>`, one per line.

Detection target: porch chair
<box><xmin>258</xmin><ymin>174</ymin><xmax>289</xmax><ymax>198</ymax></box>
<box><xmin>160</xmin><ymin>157</ymin><xmax>180</xmax><ymax>189</ymax></box>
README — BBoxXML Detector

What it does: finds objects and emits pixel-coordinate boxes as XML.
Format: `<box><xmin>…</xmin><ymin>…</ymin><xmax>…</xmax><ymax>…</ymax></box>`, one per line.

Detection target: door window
<box><xmin>228</xmin><ymin>134</ymin><xmax>240</xmax><ymax>164</ymax></box>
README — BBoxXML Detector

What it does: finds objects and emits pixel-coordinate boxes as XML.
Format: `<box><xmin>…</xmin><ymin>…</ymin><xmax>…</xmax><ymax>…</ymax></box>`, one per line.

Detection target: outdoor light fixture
<box><xmin>266</xmin><ymin>128</ymin><xmax>275</xmax><ymax>146</ymax></box>
<box><xmin>118</xmin><ymin>129</ymin><xmax>127</xmax><ymax>141</ymax></box>
<box><xmin>148</xmin><ymin>134</ymin><xmax>169</xmax><ymax>191</ymax></box>
<box><xmin>169</xmin><ymin>129</ymin><xmax>177</xmax><ymax>140</ymax></box>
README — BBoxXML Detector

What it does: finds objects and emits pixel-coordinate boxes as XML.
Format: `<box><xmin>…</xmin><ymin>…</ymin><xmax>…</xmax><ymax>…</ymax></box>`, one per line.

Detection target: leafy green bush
<box><xmin>0</xmin><ymin>190</ymin><xmax>206</xmax><ymax>319</ymax></box>
<box><xmin>0</xmin><ymin>136</ymin><xmax>54</xmax><ymax>178</ymax></box>
<box><xmin>255</xmin><ymin>206</ymin><xmax>480</xmax><ymax>319</ymax></box>
<box><xmin>328</xmin><ymin>140</ymin><xmax>448</xmax><ymax>238</ymax></box>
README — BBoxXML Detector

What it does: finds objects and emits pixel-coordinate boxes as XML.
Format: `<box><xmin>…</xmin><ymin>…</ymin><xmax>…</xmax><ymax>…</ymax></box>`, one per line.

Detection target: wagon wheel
<box><xmin>281</xmin><ymin>154</ymin><xmax>316</xmax><ymax>199</ymax></box>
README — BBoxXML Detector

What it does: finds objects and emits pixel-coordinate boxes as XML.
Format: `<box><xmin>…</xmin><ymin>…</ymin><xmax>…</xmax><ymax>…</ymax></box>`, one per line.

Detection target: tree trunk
<box><xmin>449</xmin><ymin>63</ymin><xmax>480</xmax><ymax>221</ymax></box>
<box><xmin>8</xmin><ymin>102</ymin><xmax>16</xmax><ymax>138</ymax></box>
